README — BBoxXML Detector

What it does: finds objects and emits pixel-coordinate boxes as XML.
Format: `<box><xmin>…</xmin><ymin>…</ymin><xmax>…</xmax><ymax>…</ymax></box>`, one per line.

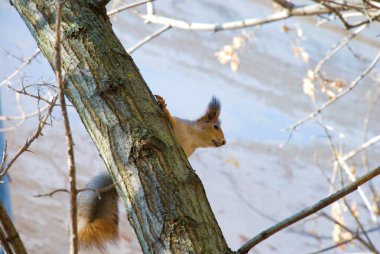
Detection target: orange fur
<box><xmin>78</xmin><ymin>217</ymin><xmax>118</xmax><ymax>250</ymax></box>
<box><xmin>156</xmin><ymin>95</ymin><xmax>226</xmax><ymax>156</ymax></box>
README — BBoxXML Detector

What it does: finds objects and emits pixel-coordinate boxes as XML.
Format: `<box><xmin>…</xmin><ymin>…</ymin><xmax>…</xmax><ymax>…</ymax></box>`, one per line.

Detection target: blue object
<box><xmin>0</xmin><ymin>91</ymin><xmax>12</xmax><ymax>254</ymax></box>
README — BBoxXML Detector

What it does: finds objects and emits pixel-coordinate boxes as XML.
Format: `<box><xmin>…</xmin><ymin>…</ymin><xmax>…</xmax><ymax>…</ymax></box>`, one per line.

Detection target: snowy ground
<box><xmin>1</xmin><ymin>0</ymin><xmax>380</xmax><ymax>253</ymax></box>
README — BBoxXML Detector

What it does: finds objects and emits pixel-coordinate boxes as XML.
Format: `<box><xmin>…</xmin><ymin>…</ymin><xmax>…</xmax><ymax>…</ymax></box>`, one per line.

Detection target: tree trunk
<box><xmin>10</xmin><ymin>0</ymin><xmax>232</xmax><ymax>253</ymax></box>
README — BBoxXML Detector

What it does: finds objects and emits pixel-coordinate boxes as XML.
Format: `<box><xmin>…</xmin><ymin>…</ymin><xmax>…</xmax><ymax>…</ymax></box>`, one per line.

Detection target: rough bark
<box><xmin>10</xmin><ymin>0</ymin><xmax>231</xmax><ymax>253</ymax></box>
<box><xmin>0</xmin><ymin>203</ymin><xmax>27</xmax><ymax>254</ymax></box>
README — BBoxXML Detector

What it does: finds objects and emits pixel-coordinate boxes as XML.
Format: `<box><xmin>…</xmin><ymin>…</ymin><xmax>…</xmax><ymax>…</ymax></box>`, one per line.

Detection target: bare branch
<box><xmin>146</xmin><ymin>0</ymin><xmax>154</xmax><ymax>15</ymax></box>
<box><xmin>321</xmin><ymin>211</ymin><xmax>376</xmax><ymax>251</ymax></box>
<box><xmin>7</xmin><ymin>82</ymin><xmax>57</xmax><ymax>106</ymax></box>
<box><xmin>341</xmin><ymin>134</ymin><xmax>380</xmax><ymax>164</ymax></box>
<box><xmin>33</xmin><ymin>188</ymin><xmax>69</xmax><ymax>198</ymax></box>
<box><xmin>136</xmin><ymin>4</ymin><xmax>355</xmax><ymax>32</ymax></box>
<box><xmin>127</xmin><ymin>25</ymin><xmax>171</xmax><ymax>54</ymax></box>
<box><xmin>319</xmin><ymin>120</ymin><xmax>378</xmax><ymax>245</ymax></box>
<box><xmin>0</xmin><ymin>104</ymin><xmax>51</xmax><ymax>122</ymax></box>
<box><xmin>0</xmin><ymin>94</ymin><xmax>58</xmax><ymax>176</ymax></box>
<box><xmin>107</xmin><ymin>0</ymin><xmax>155</xmax><ymax>16</ymax></box>
<box><xmin>314</xmin><ymin>24</ymin><xmax>368</xmax><ymax>79</ymax></box>
<box><xmin>286</xmin><ymin>50</ymin><xmax>380</xmax><ymax>133</ymax></box>
<box><xmin>34</xmin><ymin>173</ymin><xmax>131</xmax><ymax>198</ymax></box>
<box><xmin>54</xmin><ymin>0</ymin><xmax>78</xmax><ymax>253</ymax></box>
<box><xmin>236</xmin><ymin>165</ymin><xmax>380</xmax><ymax>254</ymax></box>
<box><xmin>0</xmin><ymin>48</ymin><xmax>40</xmax><ymax>87</ymax></box>
<box><xmin>0</xmin><ymin>203</ymin><xmax>28</xmax><ymax>254</ymax></box>
<box><xmin>0</xmin><ymin>45</ymin><xmax>24</xmax><ymax>62</ymax></box>
<box><xmin>303</xmin><ymin>236</ymin><xmax>357</xmax><ymax>254</ymax></box>
<box><xmin>272</xmin><ymin>0</ymin><xmax>295</xmax><ymax>10</ymax></box>
<box><xmin>0</xmin><ymin>141</ymin><xmax>7</xmax><ymax>175</ymax></box>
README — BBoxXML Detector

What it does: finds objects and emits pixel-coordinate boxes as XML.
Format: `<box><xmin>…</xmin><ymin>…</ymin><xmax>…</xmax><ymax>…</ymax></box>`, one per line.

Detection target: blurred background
<box><xmin>1</xmin><ymin>0</ymin><xmax>380</xmax><ymax>253</ymax></box>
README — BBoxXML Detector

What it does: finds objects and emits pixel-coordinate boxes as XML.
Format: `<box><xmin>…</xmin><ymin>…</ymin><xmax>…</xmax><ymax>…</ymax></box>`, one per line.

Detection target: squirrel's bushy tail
<box><xmin>77</xmin><ymin>172</ymin><xmax>119</xmax><ymax>250</ymax></box>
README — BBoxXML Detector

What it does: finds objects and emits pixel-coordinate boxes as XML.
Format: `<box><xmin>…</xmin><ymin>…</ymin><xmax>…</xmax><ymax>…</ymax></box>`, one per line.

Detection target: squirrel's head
<box><xmin>195</xmin><ymin>96</ymin><xmax>226</xmax><ymax>148</ymax></box>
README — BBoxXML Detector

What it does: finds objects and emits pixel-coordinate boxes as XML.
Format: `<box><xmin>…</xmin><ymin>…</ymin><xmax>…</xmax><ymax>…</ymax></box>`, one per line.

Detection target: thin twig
<box><xmin>107</xmin><ymin>0</ymin><xmax>155</xmax><ymax>16</ymax></box>
<box><xmin>0</xmin><ymin>94</ymin><xmax>58</xmax><ymax>176</ymax></box>
<box><xmin>0</xmin><ymin>48</ymin><xmax>41</xmax><ymax>87</ymax></box>
<box><xmin>286</xmin><ymin>50</ymin><xmax>380</xmax><ymax>132</ymax></box>
<box><xmin>127</xmin><ymin>25</ymin><xmax>171</xmax><ymax>54</ymax></box>
<box><xmin>236</xmin><ymin>165</ymin><xmax>380</xmax><ymax>254</ymax></box>
<box><xmin>7</xmin><ymin>82</ymin><xmax>57</xmax><ymax>106</ymax></box>
<box><xmin>34</xmin><ymin>183</ymin><xmax>116</xmax><ymax>198</ymax></box>
<box><xmin>320</xmin><ymin>211</ymin><xmax>376</xmax><ymax>251</ymax></box>
<box><xmin>33</xmin><ymin>188</ymin><xmax>69</xmax><ymax>197</ymax></box>
<box><xmin>0</xmin><ymin>141</ymin><xmax>7</xmax><ymax>172</ymax></box>
<box><xmin>146</xmin><ymin>0</ymin><xmax>154</xmax><ymax>16</ymax></box>
<box><xmin>272</xmin><ymin>0</ymin><xmax>294</xmax><ymax>9</ymax></box>
<box><xmin>0</xmin><ymin>104</ymin><xmax>51</xmax><ymax>122</ymax></box>
<box><xmin>303</xmin><ymin>236</ymin><xmax>357</xmax><ymax>254</ymax></box>
<box><xmin>314</xmin><ymin>24</ymin><xmax>368</xmax><ymax>79</ymax></box>
<box><xmin>319</xmin><ymin>120</ymin><xmax>378</xmax><ymax>250</ymax></box>
<box><xmin>0</xmin><ymin>45</ymin><xmax>24</xmax><ymax>62</ymax></box>
<box><xmin>54</xmin><ymin>1</ymin><xmax>78</xmax><ymax>253</ymax></box>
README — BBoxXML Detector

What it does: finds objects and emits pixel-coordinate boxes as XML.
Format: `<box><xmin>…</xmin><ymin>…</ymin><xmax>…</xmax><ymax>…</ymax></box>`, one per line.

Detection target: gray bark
<box><xmin>10</xmin><ymin>0</ymin><xmax>231</xmax><ymax>253</ymax></box>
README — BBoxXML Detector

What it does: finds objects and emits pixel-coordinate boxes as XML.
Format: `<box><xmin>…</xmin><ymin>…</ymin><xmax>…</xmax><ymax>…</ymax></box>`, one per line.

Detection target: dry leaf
<box><xmin>215</xmin><ymin>32</ymin><xmax>252</xmax><ymax>72</ymax></box>
<box><xmin>223</xmin><ymin>45</ymin><xmax>233</xmax><ymax>54</ymax></box>
<box><xmin>301</xmin><ymin>51</ymin><xmax>310</xmax><ymax>62</ymax></box>
<box><xmin>330</xmin><ymin>79</ymin><xmax>345</xmax><ymax>91</ymax></box>
<box><xmin>232</xmin><ymin>36</ymin><xmax>244</xmax><ymax>50</ymax></box>
<box><xmin>291</xmin><ymin>44</ymin><xmax>309</xmax><ymax>62</ymax></box>
<box><xmin>371</xmin><ymin>194</ymin><xmax>380</xmax><ymax>215</ymax></box>
<box><xmin>331</xmin><ymin>203</ymin><xmax>352</xmax><ymax>250</ymax></box>
<box><xmin>215</xmin><ymin>50</ymin><xmax>230</xmax><ymax>65</ymax></box>
<box><xmin>230</xmin><ymin>60</ymin><xmax>239</xmax><ymax>72</ymax></box>
<box><xmin>326</xmin><ymin>89</ymin><xmax>336</xmax><ymax>99</ymax></box>
<box><xmin>281</xmin><ymin>25</ymin><xmax>291</xmax><ymax>33</ymax></box>
<box><xmin>307</xmin><ymin>69</ymin><xmax>316</xmax><ymax>80</ymax></box>
<box><xmin>351</xmin><ymin>201</ymin><xmax>359</xmax><ymax>218</ymax></box>
<box><xmin>225</xmin><ymin>156</ymin><xmax>240</xmax><ymax>169</ymax></box>
<box><xmin>303</xmin><ymin>78</ymin><xmax>315</xmax><ymax>101</ymax></box>
<box><xmin>349</xmin><ymin>166</ymin><xmax>356</xmax><ymax>178</ymax></box>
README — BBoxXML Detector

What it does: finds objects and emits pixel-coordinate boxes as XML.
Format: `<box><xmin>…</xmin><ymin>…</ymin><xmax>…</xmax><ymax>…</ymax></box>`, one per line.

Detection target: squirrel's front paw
<box><xmin>154</xmin><ymin>95</ymin><xmax>167</xmax><ymax>109</ymax></box>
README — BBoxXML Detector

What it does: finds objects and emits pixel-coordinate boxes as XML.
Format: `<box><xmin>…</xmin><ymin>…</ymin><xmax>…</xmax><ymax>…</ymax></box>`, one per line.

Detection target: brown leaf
<box><xmin>326</xmin><ymin>89</ymin><xmax>336</xmax><ymax>100</ymax></box>
<box><xmin>351</xmin><ymin>201</ymin><xmax>359</xmax><ymax>218</ymax></box>
<box><xmin>330</xmin><ymin>79</ymin><xmax>345</xmax><ymax>91</ymax></box>
<box><xmin>331</xmin><ymin>203</ymin><xmax>352</xmax><ymax>250</ymax></box>
<box><xmin>303</xmin><ymin>78</ymin><xmax>315</xmax><ymax>101</ymax></box>
<box><xmin>281</xmin><ymin>25</ymin><xmax>291</xmax><ymax>33</ymax></box>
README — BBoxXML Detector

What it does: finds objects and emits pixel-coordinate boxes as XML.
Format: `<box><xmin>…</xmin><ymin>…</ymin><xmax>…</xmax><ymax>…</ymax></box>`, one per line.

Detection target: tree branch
<box><xmin>0</xmin><ymin>203</ymin><xmax>27</xmax><ymax>254</ymax></box>
<box><xmin>127</xmin><ymin>25</ymin><xmax>171</xmax><ymax>54</ymax></box>
<box><xmin>135</xmin><ymin>4</ymin><xmax>353</xmax><ymax>32</ymax></box>
<box><xmin>0</xmin><ymin>94</ymin><xmax>58</xmax><ymax>176</ymax></box>
<box><xmin>0</xmin><ymin>48</ymin><xmax>40</xmax><ymax>87</ymax></box>
<box><xmin>107</xmin><ymin>0</ymin><xmax>156</xmax><ymax>16</ymax></box>
<box><xmin>272</xmin><ymin>0</ymin><xmax>295</xmax><ymax>10</ymax></box>
<box><xmin>236</xmin><ymin>165</ymin><xmax>380</xmax><ymax>254</ymax></box>
<box><xmin>286</xmin><ymin>50</ymin><xmax>380</xmax><ymax>133</ymax></box>
<box><xmin>54</xmin><ymin>0</ymin><xmax>78</xmax><ymax>253</ymax></box>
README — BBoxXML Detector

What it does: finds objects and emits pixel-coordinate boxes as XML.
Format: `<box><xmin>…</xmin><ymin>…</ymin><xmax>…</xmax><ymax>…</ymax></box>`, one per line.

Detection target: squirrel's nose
<box><xmin>222</xmin><ymin>140</ymin><xmax>226</xmax><ymax>145</ymax></box>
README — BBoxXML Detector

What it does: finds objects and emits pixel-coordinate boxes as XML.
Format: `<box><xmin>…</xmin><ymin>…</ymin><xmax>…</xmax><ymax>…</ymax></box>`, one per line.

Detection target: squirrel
<box><xmin>77</xmin><ymin>95</ymin><xmax>226</xmax><ymax>250</ymax></box>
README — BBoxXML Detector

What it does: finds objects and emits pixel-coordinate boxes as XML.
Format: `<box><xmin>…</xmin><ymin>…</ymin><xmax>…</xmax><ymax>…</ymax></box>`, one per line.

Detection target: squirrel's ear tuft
<box><xmin>198</xmin><ymin>96</ymin><xmax>221</xmax><ymax>122</ymax></box>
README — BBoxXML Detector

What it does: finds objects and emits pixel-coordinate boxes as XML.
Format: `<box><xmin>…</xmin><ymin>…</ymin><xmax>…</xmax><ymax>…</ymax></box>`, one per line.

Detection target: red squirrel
<box><xmin>77</xmin><ymin>95</ymin><xmax>226</xmax><ymax>249</ymax></box>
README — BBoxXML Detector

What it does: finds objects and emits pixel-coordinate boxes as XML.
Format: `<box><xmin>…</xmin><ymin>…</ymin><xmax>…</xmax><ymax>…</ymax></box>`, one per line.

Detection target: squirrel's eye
<box><xmin>213</xmin><ymin>124</ymin><xmax>219</xmax><ymax>130</ymax></box>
